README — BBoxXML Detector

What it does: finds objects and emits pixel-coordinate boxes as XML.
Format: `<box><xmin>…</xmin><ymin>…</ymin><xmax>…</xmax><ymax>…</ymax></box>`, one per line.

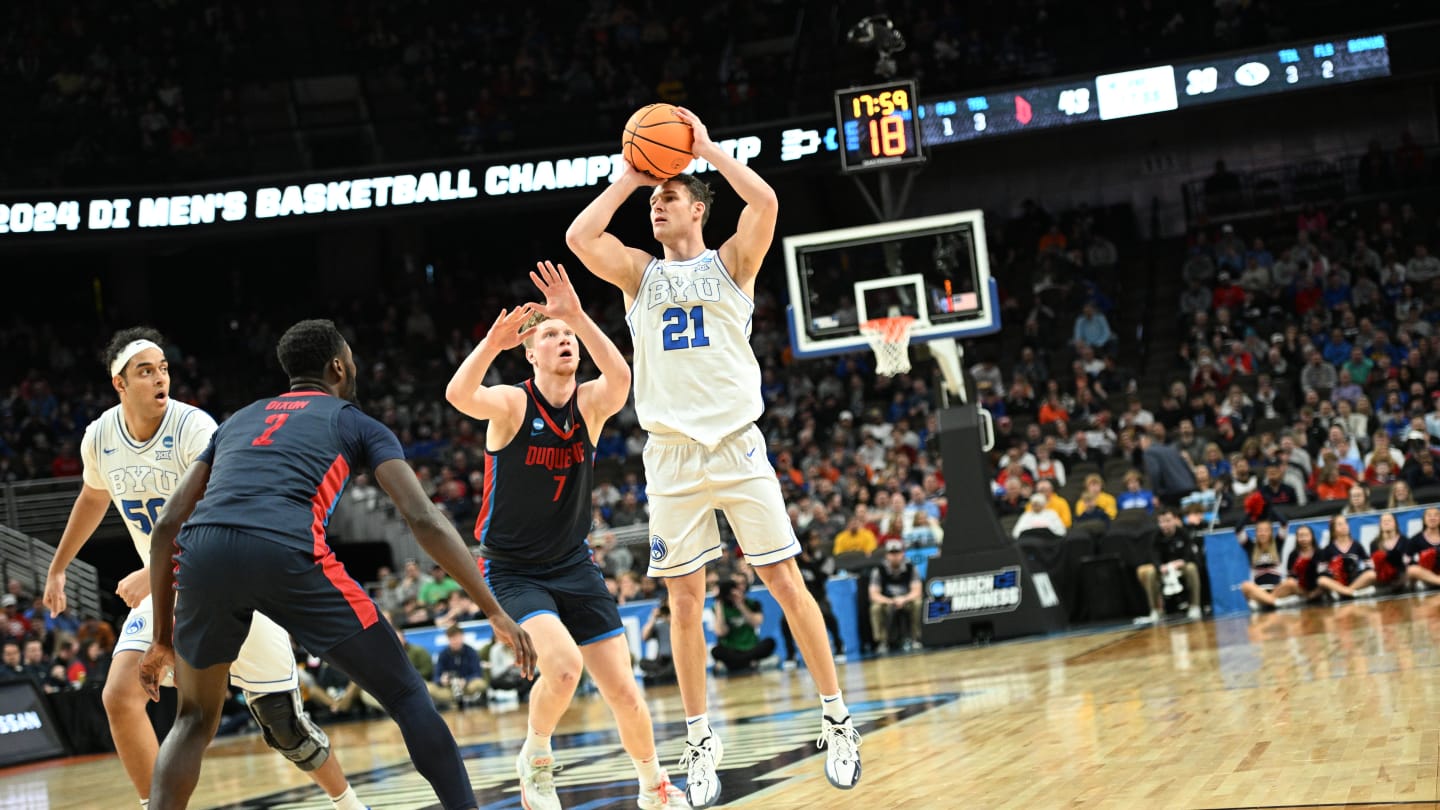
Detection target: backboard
<box><xmin>784</xmin><ymin>210</ymin><xmax>998</xmax><ymax>358</ymax></box>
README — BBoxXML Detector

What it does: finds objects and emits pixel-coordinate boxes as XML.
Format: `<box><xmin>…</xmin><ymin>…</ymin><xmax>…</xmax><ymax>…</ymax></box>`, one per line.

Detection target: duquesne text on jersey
<box><xmin>524</xmin><ymin>442</ymin><xmax>586</xmax><ymax>471</ymax></box>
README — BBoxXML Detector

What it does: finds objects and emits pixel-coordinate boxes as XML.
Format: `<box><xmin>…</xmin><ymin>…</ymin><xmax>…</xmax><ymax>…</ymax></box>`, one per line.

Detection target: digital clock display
<box><xmin>834</xmin><ymin>80</ymin><xmax>925</xmax><ymax>173</ymax></box>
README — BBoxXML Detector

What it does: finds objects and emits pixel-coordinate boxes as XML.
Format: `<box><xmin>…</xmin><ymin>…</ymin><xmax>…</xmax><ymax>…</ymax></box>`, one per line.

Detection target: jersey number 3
<box><xmin>661</xmin><ymin>306</ymin><xmax>711</xmax><ymax>351</ymax></box>
<box><xmin>252</xmin><ymin>413</ymin><xmax>289</xmax><ymax>446</ymax></box>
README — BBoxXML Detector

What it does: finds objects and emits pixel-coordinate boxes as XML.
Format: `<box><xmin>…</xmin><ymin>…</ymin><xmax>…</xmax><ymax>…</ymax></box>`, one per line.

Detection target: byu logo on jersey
<box><xmin>645</xmin><ymin>264</ymin><xmax>724</xmax><ymax>310</ymax></box>
<box><xmin>530</xmin><ymin>417</ymin><xmax>545</xmax><ymax>437</ymax></box>
<box><xmin>125</xmin><ymin>616</ymin><xmax>146</xmax><ymax>636</ymax></box>
<box><xmin>650</xmin><ymin>535</ymin><xmax>668</xmax><ymax>562</ymax></box>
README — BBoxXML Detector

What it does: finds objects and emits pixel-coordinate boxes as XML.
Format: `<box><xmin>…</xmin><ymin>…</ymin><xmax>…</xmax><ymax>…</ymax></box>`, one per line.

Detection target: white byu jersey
<box><xmin>627</xmin><ymin>248</ymin><xmax>762</xmax><ymax>448</ymax></box>
<box><xmin>80</xmin><ymin>401</ymin><xmax>217</xmax><ymax>564</ymax></box>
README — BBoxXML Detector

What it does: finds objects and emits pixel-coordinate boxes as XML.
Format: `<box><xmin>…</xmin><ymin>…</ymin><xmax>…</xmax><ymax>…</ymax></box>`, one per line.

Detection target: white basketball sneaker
<box><xmin>637</xmin><ymin>769</ymin><xmax>690</xmax><ymax>809</ymax></box>
<box><xmin>817</xmin><ymin>716</ymin><xmax>862</xmax><ymax>789</ymax></box>
<box><xmin>516</xmin><ymin>750</ymin><xmax>562</xmax><ymax>810</ymax></box>
<box><xmin>678</xmin><ymin>734</ymin><xmax>723</xmax><ymax>808</ymax></box>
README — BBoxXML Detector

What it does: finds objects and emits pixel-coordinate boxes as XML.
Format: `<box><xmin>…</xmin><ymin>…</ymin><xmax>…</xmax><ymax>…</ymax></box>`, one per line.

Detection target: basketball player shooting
<box><xmin>135</xmin><ymin>319</ymin><xmax>536</xmax><ymax>810</ymax></box>
<box><xmin>565</xmin><ymin>106</ymin><xmax>862</xmax><ymax>808</ymax></box>
<box><xmin>43</xmin><ymin>327</ymin><xmax>369</xmax><ymax>810</ymax></box>
<box><xmin>445</xmin><ymin>260</ymin><xmax>687</xmax><ymax>809</ymax></box>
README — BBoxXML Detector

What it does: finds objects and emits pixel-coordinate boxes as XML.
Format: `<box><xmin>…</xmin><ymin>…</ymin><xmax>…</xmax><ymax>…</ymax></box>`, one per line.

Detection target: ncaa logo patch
<box><xmin>162</xmin><ymin>435</ymin><xmax>174</xmax><ymax>449</ymax></box>
<box><xmin>125</xmin><ymin>616</ymin><xmax>146</xmax><ymax>636</ymax></box>
<box><xmin>530</xmin><ymin>417</ymin><xmax>546</xmax><ymax>436</ymax></box>
<box><xmin>650</xmin><ymin>535</ymin><xmax>667</xmax><ymax>562</ymax></box>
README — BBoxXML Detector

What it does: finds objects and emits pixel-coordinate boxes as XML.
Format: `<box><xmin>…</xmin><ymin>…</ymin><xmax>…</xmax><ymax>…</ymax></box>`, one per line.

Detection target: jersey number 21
<box><xmin>661</xmin><ymin>306</ymin><xmax>711</xmax><ymax>351</ymax></box>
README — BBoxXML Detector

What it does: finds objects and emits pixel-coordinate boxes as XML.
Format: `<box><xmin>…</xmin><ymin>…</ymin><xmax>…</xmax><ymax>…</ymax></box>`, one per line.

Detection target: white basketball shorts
<box><xmin>113</xmin><ymin>595</ymin><xmax>300</xmax><ymax>693</ymax></box>
<box><xmin>643</xmin><ymin>423</ymin><xmax>801</xmax><ymax>578</ymax></box>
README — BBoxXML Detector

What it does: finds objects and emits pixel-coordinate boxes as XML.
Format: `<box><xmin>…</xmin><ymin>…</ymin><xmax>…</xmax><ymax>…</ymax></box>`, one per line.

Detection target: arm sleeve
<box><xmin>339</xmin><ymin>406</ymin><xmax>405</xmax><ymax>469</ymax></box>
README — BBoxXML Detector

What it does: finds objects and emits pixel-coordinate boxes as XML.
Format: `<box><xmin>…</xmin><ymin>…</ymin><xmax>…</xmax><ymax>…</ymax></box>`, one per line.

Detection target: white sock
<box><xmin>633</xmin><ymin>754</ymin><xmax>663</xmax><ymax>788</ymax></box>
<box><xmin>821</xmin><ymin>692</ymin><xmax>849</xmax><ymax>723</ymax></box>
<box><xmin>329</xmin><ymin>785</ymin><xmax>365</xmax><ymax>810</ymax></box>
<box><xmin>522</xmin><ymin>726</ymin><xmax>553</xmax><ymax>761</ymax></box>
<box><xmin>140</xmin><ymin>801</ymin><xmax>149</xmax><ymax>809</ymax></box>
<box><xmin>685</xmin><ymin>713</ymin><xmax>711</xmax><ymax>744</ymax></box>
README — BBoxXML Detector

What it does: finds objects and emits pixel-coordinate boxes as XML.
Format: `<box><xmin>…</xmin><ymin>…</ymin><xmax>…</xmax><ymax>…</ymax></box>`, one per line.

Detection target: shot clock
<box><xmin>835</xmin><ymin>80</ymin><xmax>925</xmax><ymax>172</ymax></box>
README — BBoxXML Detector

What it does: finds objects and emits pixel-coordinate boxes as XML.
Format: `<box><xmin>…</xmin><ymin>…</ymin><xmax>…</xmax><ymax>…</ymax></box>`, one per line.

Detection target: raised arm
<box><xmin>444</xmin><ymin>306</ymin><xmax>533</xmax><ymax>431</ymax></box>
<box><xmin>371</xmin><ymin>457</ymin><xmax>536</xmax><ymax>678</ymax></box>
<box><xmin>528</xmin><ymin>261</ymin><xmax>632</xmax><ymax>428</ymax></box>
<box><xmin>564</xmin><ymin>162</ymin><xmax>655</xmax><ymax>300</ymax></box>
<box><xmin>674</xmin><ymin>107</ymin><xmax>778</xmax><ymax>288</ymax></box>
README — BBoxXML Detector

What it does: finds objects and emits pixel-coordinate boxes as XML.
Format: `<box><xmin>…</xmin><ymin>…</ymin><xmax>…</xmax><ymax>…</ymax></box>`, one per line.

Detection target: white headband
<box><xmin>110</xmin><ymin>340</ymin><xmax>162</xmax><ymax>377</ymax></box>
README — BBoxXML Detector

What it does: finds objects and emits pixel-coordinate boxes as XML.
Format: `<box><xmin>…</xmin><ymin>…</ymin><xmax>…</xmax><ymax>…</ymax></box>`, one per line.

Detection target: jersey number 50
<box><xmin>121</xmin><ymin>498</ymin><xmax>165</xmax><ymax>535</ymax></box>
<box><xmin>661</xmin><ymin>306</ymin><xmax>712</xmax><ymax>351</ymax></box>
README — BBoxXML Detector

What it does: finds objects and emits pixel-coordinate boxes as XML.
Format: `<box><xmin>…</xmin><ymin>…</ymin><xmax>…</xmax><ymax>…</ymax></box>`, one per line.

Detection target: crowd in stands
<box><xmin>3</xmin><ymin>0</ymin><xmax>1430</xmax><ymax>188</ymax></box>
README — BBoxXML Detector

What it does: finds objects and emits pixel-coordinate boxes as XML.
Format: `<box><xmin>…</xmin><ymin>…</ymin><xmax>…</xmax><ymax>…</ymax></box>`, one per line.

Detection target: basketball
<box><xmin>622</xmin><ymin>103</ymin><xmax>694</xmax><ymax>180</ymax></box>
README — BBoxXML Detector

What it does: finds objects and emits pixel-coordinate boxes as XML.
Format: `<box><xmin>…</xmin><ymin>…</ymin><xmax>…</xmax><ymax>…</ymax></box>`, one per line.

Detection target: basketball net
<box><xmin>860</xmin><ymin>316</ymin><xmax>915</xmax><ymax>376</ymax></box>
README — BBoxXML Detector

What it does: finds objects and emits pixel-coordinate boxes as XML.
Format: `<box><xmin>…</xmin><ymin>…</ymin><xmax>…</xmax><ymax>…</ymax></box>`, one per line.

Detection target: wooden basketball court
<box><xmin>6</xmin><ymin>594</ymin><xmax>1439</xmax><ymax>809</ymax></box>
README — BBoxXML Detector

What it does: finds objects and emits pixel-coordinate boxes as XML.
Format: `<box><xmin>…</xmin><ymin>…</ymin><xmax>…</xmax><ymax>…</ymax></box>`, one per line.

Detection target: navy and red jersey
<box><xmin>474</xmin><ymin>380</ymin><xmax>594</xmax><ymax>566</ymax></box>
<box><xmin>1405</xmin><ymin>531</ymin><xmax>1440</xmax><ymax>572</ymax></box>
<box><xmin>188</xmin><ymin>390</ymin><xmax>403</xmax><ymax>551</ymax></box>
<box><xmin>1286</xmin><ymin>547</ymin><xmax>1317</xmax><ymax>590</ymax></box>
<box><xmin>1369</xmin><ymin>537</ymin><xmax>1407</xmax><ymax>585</ymax></box>
<box><xmin>1314</xmin><ymin>538</ymin><xmax>1373</xmax><ymax>586</ymax></box>
<box><xmin>1242</xmin><ymin>538</ymin><xmax>1284</xmax><ymax>587</ymax></box>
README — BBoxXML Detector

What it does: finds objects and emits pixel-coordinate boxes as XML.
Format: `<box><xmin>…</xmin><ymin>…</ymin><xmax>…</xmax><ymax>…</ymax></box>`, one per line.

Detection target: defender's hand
<box><xmin>139</xmin><ymin>644</ymin><xmax>175</xmax><ymax>702</ymax></box>
<box><xmin>489</xmin><ymin>616</ymin><xmax>537</xmax><ymax>680</ymax></box>
<box><xmin>529</xmin><ymin>261</ymin><xmax>583</xmax><ymax>323</ymax></box>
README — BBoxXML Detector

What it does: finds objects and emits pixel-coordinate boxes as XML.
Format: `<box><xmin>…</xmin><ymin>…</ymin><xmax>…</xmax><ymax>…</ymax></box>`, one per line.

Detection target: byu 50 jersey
<box><xmin>80</xmin><ymin>401</ymin><xmax>217</xmax><ymax>563</ymax></box>
<box><xmin>627</xmin><ymin>249</ymin><xmax>762</xmax><ymax>449</ymax></box>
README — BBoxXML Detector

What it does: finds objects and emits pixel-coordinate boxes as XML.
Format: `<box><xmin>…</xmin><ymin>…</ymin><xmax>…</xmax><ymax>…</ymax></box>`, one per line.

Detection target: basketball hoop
<box><xmin>860</xmin><ymin>316</ymin><xmax>915</xmax><ymax>376</ymax></box>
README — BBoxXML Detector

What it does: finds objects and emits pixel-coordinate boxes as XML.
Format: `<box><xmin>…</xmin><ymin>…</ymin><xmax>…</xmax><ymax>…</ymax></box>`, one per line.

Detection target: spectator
<box><xmin>1071</xmin><ymin>301</ymin><xmax>1114</xmax><ymax>353</ymax></box>
<box><xmin>1311</xmin><ymin>454</ymin><xmax>1358</xmax><ymax>501</ymax></box>
<box><xmin>1299</xmin><ymin>346</ymin><xmax>1339</xmax><ymax>394</ymax></box>
<box><xmin>1388</xmin><ymin>480</ymin><xmax>1418</xmax><ymax>509</ymax></box>
<box><xmin>484</xmin><ymin>634</ymin><xmax>533</xmax><ymax>699</ymax></box>
<box><xmin>1012</xmin><ymin>493</ymin><xmax>1066</xmax><ymax>538</ymax></box>
<box><xmin>1136</xmin><ymin>508</ymin><xmax>1204</xmax><ymax>623</ymax></box>
<box><xmin>1073</xmin><ymin>474</ymin><xmax>1118</xmax><ymax>523</ymax></box>
<box><xmin>0</xmin><ymin>641</ymin><xmax>33</xmax><ymax>685</ymax></box>
<box><xmin>1116</xmin><ymin>470</ymin><xmax>1157</xmax><ymax>513</ymax></box>
<box><xmin>1341</xmin><ymin>484</ymin><xmax>1372</xmax><ymax>515</ymax></box>
<box><xmin>1229</xmin><ymin>456</ymin><xmax>1258</xmax><ymax>499</ymax></box>
<box><xmin>1034</xmin><ymin>479</ymin><xmax>1073</xmax><ymax>528</ymax></box>
<box><xmin>1033</xmin><ymin>442</ymin><xmax>1066</xmax><ymax>487</ymax></box>
<box><xmin>711</xmin><ymin>574</ymin><xmax>776</xmax><ymax>673</ymax></box>
<box><xmin>434</xmin><ymin>625</ymin><xmax>487</xmax><ymax>706</ymax></box>
<box><xmin>1141</xmin><ymin>429</ymin><xmax>1199</xmax><ymax>507</ymax></box>
<box><xmin>418</xmin><ymin>564</ymin><xmax>462</xmax><ymax>607</ymax></box>
<box><xmin>868</xmin><ymin>540</ymin><xmax>922</xmax><ymax>654</ymax></box>
<box><xmin>995</xmin><ymin>476</ymin><xmax>1030</xmax><ymax>517</ymax></box>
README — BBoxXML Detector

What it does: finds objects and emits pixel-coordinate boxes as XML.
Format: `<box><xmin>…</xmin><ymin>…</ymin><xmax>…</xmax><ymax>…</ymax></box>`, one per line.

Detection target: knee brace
<box><xmin>245</xmin><ymin>688</ymin><xmax>331</xmax><ymax>771</ymax></box>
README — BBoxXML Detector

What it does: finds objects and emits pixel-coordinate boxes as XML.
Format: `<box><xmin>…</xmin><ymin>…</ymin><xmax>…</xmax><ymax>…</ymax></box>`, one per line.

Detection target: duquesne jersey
<box><xmin>475</xmin><ymin>380</ymin><xmax>593</xmax><ymax>566</ymax></box>
<box><xmin>626</xmin><ymin>248</ymin><xmax>762</xmax><ymax>449</ymax></box>
<box><xmin>185</xmin><ymin>390</ymin><xmax>404</xmax><ymax>552</ymax></box>
<box><xmin>80</xmin><ymin>401</ymin><xmax>216</xmax><ymax>564</ymax></box>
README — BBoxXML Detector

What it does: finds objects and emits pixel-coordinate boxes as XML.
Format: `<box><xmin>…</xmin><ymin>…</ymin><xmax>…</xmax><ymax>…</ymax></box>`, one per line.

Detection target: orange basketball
<box><xmin>622</xmin><ymin>103</ymin><xmax>694</xmax><ymax>180</ymax></box>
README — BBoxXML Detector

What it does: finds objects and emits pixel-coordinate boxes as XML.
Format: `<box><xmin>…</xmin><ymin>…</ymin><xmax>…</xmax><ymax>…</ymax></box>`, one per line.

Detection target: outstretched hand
<box><xmin>528</xmin><ymin>261</ymin><xmax>583</xmax><ymax>323</ymax></box>
<box><xmin>480</xmin><ymin>306</ymin><xmax>538</xmax><ymax>352</ymax></box>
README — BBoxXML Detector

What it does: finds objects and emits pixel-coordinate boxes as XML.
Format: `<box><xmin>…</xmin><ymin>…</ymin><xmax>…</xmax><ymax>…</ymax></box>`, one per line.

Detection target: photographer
<box><xmin>710</xmin><ymin>574</ymin><xmax>776</xmax><ymax>673</ymax></box>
